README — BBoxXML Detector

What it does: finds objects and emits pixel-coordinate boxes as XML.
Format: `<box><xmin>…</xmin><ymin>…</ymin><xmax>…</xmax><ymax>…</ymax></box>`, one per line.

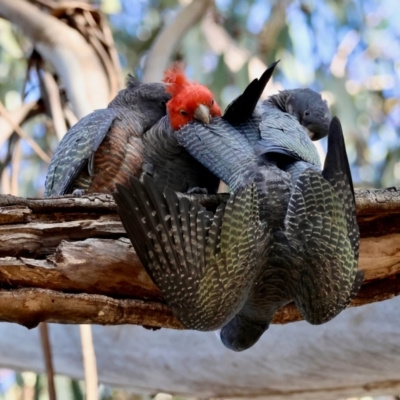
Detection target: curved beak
<box><xmin>306</xmin><ymin>120</ymin><xmax>330</xmax><ymax>141</ymax></box>
<box><xmin>194</xmin><ymin>104</ymin><xmax>211</xmax><ymax>124</ymax></box>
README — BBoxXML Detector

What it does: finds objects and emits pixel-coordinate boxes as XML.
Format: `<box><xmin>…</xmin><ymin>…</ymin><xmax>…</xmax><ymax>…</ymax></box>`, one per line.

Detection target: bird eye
<box><xmin>304</xmin><ymin>110</ymin><xmax>310</xmax><ymax>116</ymax></box>
<box><xmin>211</xmin><ymin>98</ymin><xmax>215</xmax><ymax>106</ymax></box>
<box><xmin>180</xmin><ymin>110</ymin><xmax>188</xmax><ymax>116</ymax></box>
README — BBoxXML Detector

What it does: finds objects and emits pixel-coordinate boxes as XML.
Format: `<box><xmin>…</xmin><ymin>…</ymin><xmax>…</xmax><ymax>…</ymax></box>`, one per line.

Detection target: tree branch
<box><xmin>0</xmin><ymin>0</ymin><xmax>110</xmax><ymax>117</ymax></box>
<box><xmin>355</xmin><ymin>186</ymin><xmax>400</xmax><ymax>215</ymax></box>
<box><xmin>0</xmin><ymin>100</ymin><xmax>51</xmax><ymax>163</ymax></box>
<box><xmin>0</xmin><ymin>101</ymin><xmax>43</xmax><ymax>149</ymax></box>
<box><xmin>80</xmin><ymin>324</ymin><xmax>98</xmax><ymax>400</ymax></box>
<box><xmin>0</xmin><ymin>188</ymin><xmax>399</xmax><ymax>329</ymax></box>
<box><xmin>40</xmin><ymin>70</ymin><xmax>67</xmax><ymax>140</ymax></box>
<box><xmin>142</xmin><ymin>0</ymin><xmax>213</xmax><ymax>83</ymax></box>
<box><xmin>39</xmin><ymin>322</ymin><xmax>57</xmax><ymax>400</ymax></box>
<box><xmin>0</xmin><ymin>288</ymin><xmax>182</xmax><ymax>329</ymax></box>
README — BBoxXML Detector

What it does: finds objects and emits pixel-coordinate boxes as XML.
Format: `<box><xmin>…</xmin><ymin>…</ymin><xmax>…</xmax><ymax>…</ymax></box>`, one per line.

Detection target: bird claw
<box><xmin>187</xmin><ymin>187</ymin><xmax>208</xmax><ymax>195</ymax></box>
<box><xmin>142</xmin><ymin>162</ymin><xmax>154</xmax><ymax>176</ymax></box>
<box><xmin>72</xmin><ymin>189</ymin><xmax>86</xmax><ymax>196</ymax></box>
<box><xmin>142</xmin><ymin>325</ymin><xmax>161</xmax><ymax>331</ymax></box>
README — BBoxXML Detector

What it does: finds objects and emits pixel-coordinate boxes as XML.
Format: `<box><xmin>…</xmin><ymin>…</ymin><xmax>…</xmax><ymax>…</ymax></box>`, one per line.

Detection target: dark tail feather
<box><xmin>285</xmin><ymin>169</ymin><xmax>360</xmax><ymax>325</ymax></box>
<box><xmin>322</xmin><ymin>116</ymin><xmax>359</xmax><ymax>257</ymax></box>
<box><xmin>137</xmin><ymin>176</ymin><xmax>188</xmax><ymax>271</ymax></box>
<box><xmin>322</xmin><ymin>116</ymin><xmax>354</xmax><ymax>199</ymax></box>
<box><xmin>223</xmin><ymin>60</ymin><xmax>280</xmax><ymax>124</ymax></box>
<box><xmin>114</xmin><ymin>176</ymin><xmax>188</xmax><ymax>286</ymax></box>
<box><xmin>220</xmin><ymin>312</ymin><xmax>272</xmax><ymax>352</ymax></box>
<box><xmin>114</xmin><ymin>175</ymin><xmax>214</xmax><ymax>318</ymax></box>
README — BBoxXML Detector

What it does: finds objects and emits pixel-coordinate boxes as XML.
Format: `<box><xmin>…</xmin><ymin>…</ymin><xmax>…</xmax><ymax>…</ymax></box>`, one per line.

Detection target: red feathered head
<box><xmin>163</xmin><ymin>63</ymin><xmax>221</xmax><ymax>130</ymax></box>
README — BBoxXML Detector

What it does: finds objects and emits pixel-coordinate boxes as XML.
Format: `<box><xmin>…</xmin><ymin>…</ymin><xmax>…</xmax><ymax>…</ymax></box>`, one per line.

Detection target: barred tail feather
<box><xmin>285</xmin><ymin>169</ymin><xmax>361</xmax><ymax>324</ymax></box>
<box><xmin>322</xmin><ymin>116</ymin><xmax>359</xmax><ymax>258</ymax></box>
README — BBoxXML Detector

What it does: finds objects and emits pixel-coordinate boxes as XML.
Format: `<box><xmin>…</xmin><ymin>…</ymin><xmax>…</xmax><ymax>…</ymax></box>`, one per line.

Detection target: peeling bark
<box><xmin>0</xmin><ymin>288</ymin><xmax>182</xmax><ymax>329</ymax></box>
<box><xmin>0</xmin><ymin>187</ymin><xmax>399</xmax><ymax>329</ymax></box>
<box><xmin>0</xmin><ymin>0</ymin><xmax>110</xmax><ymax>117</ymax></box>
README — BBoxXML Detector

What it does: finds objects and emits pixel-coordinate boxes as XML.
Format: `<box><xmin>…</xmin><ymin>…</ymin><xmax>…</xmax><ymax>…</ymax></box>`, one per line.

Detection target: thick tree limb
<box><xmin>355</xmin><ymin>186</ymin><xmax>400</xmax><ymax>215</ymax></box>
<box><xmin>0</xmin><ymin>288</ymin><xmax>182</xmax><ymax>329</ymax></box>
<box><xmin>142</xmin><ymin>0</ymin><xmax>213</xmax><ymax>83</ymax></box>
<box><xmin>0</xmin><ymin>0</ymin><xmax>109</xmax><ymax>117</ymax></box>
<box><xmin>0</xmin><ymin>188</ymin><xmax>399</xmax><ymax>329</ymax></box>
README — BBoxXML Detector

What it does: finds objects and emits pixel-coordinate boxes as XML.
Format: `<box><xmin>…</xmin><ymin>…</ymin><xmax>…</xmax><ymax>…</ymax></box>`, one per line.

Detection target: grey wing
<box><xmin>178</xmin><ymin>118</ymin><xmax>292</xmax><ymax>229</ymax></box>
<box><xmin>220</xmin><ymin>264</ymin><xmax>291</xmax><ymax>352</ymax></box>
<box><xmin>232</xmin><ymin>111</ymin><xmax>262</xmax><ymax>146</ymax></box>
<box><xmin>255</xmin><ymin>103</ymin><xmax>321</xmax><ymax>168</ymax></box>
<box><xmin>177</xmin><ymin>118</ymin><xmax>259</xmax><ymax>192</ymax></box>
<box><xmin>285</xmin><ymin>169</ymin><xmax>361</xmax><ymax>325</ymax></box>
<box><xmin>113</xmin><ymin>175</ymin><xmax>264</xmax><ymax>331</ymax></box>
<box><xmin>279</xmin><ymin>118</ymin><xmax>362</xmax><ymax>325</ymax></box>
<box><xmin>114</xmin><ymin>175</ymin><xmax>211</xmax><ymax>312</ymax></box>
<box><xmin>220</xmin><ymin>229</ymin><xmax>296</xmax><ymax>352</ymax></box>
<box><xmin>44</xmin><ymin>108</ymin><xmax>118</xmax><ymax>197</ymax></box>
<box><xmin>281</xmin><ymin>160</ymin><xmax>320</xmax><ymax>185</ymax></box>
<box><xmin>194</xmin><ymin>181</ymin><xmax>266</xmax><ymax>330</ymax></box>
<box><xmin>322</xmin><ymin>117</ymin><xmax>360</xmax><ymax>258</ymax></box>
<box><xmin>142</xmin><ymin>116</ymin><xmax>219</xmax><ymax>193</ymax></box>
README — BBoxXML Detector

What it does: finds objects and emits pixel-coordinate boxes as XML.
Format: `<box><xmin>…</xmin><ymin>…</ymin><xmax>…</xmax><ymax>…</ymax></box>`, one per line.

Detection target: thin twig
<box><xmin>11</xmin><ymin>140</ymin><xmax>21</xmax><ymax>196</ymax></box>
<box><xmin>63</xmin><ymin>106</ymin><xmax>78</xmax><ymax>128</ymax></box>
<box><xmin>79</xmin><ymin>325</ymin><xmax>98</xmax><ymax>400</ymax></box>
<box><xmin>0</xmin><ymin>100</ymin><xmax>51</xmax><ymax>164</ymax></box>
<box><xmin>39</xmin><ymin>322</ymin><xmax>57</xmax><ymax>400</ymax></box>
<box><xmin>0</xmin><ymin>133</ymin><xmax>19</xmax><ymax>179</ymax></box>
<box><xmin>31</xmin><ymin>0</ymin><xmax>57</xmax><ymax>9</ymax></box>
<box><xmin>39</xmin><ymin>70</ymin><xmax>67</xmax><ymax>141</ymax></box>
<box><xmin>1</xmin><ymin>167</ymin><xmax>11</xmax><ymax>195</ymax></box>
<box><xmin>0</xmin><ymin>100</ymin><xmax>42</xmax><ymax>148</ymax></box>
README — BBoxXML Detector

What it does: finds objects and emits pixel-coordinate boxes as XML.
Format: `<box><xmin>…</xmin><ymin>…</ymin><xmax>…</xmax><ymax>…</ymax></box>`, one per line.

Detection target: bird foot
<box><xmin>141</xmin><ymin>162</ymin><xmax>154</xmax><ymax>176</ymax></box>
<box><xmin>72</xmin><ymin>189</ymin><xmax>86</xmax><ymax>196</ymax></box>
<box><xmin>187</xmin><ymin>187</ymin><xmax>208</xmax><ymax>195</ymax></box>
<box><xmin>142</xmin><ymin>325</ymin><xmax>161</xmax><ymax>331</ymax></box>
